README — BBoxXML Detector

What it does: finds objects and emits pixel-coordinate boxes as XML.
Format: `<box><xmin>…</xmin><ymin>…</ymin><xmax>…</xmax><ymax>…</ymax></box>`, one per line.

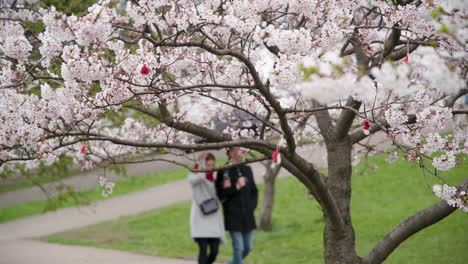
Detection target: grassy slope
<box><xmin>353</xmin><ymin>156</ymin><xmax>468</xmax><ymax>263</ymax></box>
<box><xmin>0</xmin><ymin>173</ymin><xmax>75</xmax><ymax>193</ymax></box>
<box><xmin>43</xmin><ymin>155</ymin><xmax>468</xmax><ymax>263</ymax></box>
<box><xmin>0</xmin><ymin>168</ymin><xmax>189</xmax><ymax>223</ymax></box>
<box><xmin>0</xmin><ymin>157</ymin><xmax>229</xmax><ymax>223</ymax></box>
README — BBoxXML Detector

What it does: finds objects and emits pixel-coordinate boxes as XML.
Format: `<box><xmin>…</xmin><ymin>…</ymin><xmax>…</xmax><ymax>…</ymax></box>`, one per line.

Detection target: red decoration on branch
<box><xmin>363</xmin><ymin>119</ymin><xmax>370</xmax><ymax>131</ymax></box>
<box><xmin>272</xmin><ymin>149</ymin><xmax>281</xmax><ymax>163</ymax></box>
<box><xmin>404</xmin><ymin>55</ymin><xmax>409</xmax><ymax>63</ymax></box>
<box><xmin>140</xmin><ymin>64</ymin><xmax>150</xmax><ymax>75</ymax></box>
<box><xmin>80</xmin><ymin>143</ymin><xmax>89</xmax><ymax>153</ymax></box>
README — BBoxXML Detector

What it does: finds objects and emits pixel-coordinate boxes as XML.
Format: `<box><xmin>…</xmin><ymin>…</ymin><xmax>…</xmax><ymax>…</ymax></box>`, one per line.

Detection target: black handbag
<box><xmin>199</xmin><ymin>198</ymin><xmax>219</xmax><ymax>215</ymax></box>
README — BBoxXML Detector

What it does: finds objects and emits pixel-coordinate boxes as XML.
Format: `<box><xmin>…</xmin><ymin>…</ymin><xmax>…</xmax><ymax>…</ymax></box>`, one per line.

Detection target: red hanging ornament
<box><xmin>272</xmin><ymin>149</ymin><xmax>281</xmax><ymax>164</ymax></box>
<box><xmin>80</xmin><ymin>143</ymin><xmax>89</xmax><ymax>153</ymax></box>
<box><xmin>363</xmin><ymin>119</ymin><xmax>370</xmax><ymax>131</ymax></box>
<box><xmin>140</xmin><ymin>64</ymin><xmax>150</xmax><ymax>75</ymax></box>
<box><xmin>404</xmin><ymin>55</ymin><xmax>409</xmax><ymax>63</ymax></box>
<box><xmin>404</xmin><ymin>38</ymin><xmax>410</xmax><ymax>64</ymax></box>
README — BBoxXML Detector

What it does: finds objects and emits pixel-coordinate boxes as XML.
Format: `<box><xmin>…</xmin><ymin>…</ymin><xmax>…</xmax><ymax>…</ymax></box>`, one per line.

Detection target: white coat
<box><xmin>188</xmin><ymin>172</ymin><xmax>226</xmax><ymax>243</ymax></box>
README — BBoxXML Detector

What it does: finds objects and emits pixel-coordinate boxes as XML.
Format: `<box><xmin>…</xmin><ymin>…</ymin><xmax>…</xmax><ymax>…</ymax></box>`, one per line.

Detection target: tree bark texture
<box><xmin>323</xmin><ymin>137</ymin><xmax>364</xmax><ymax>264</ymax></box>
<box><xmin>258</xmin><ymin>160</ymin><xmax>281</xmax><ymax>230</ymax></box>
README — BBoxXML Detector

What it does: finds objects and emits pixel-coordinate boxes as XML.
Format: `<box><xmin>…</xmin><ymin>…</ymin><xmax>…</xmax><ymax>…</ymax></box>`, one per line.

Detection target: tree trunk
<box><xmin>323</xmin><ymin>138</ymin><xmax>363</xmax><ymax>264</ymax></box>
<box><xmin>323</xmin><ymin>220</ymin><xmax>364</xmax><ymax>264</ymax></box>
<box><xmin>258</xmin><ymin>160</ymin><xmax>281</xmax><ymax>230</ymax></box>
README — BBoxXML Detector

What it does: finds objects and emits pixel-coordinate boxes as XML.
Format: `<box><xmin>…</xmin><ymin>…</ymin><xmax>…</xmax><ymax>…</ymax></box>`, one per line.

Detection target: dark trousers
<box><xmin>194</xmin><ymin>238</ymin><xmax>220</xmax><ymax>264</ymax></box>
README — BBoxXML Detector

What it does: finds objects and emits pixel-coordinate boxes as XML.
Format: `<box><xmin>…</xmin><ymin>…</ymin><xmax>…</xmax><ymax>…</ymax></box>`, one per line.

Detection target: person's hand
<box><xmin>196</xmin><ymin>153</ymin><xmax>207</xmax><ymax>170</ymax></box>
<box><xmin>198</xmin><ymin>153</ymin><xmax>208</xmax><ymax>160</ymax></box>
<box><xmin>237</xmin><ymin>176</ymin><xmax>247</xmax><ymax>188</ymax></box>
<box><xmin>223</xmin><ymin>178</ymin><xmax>232</xmax><ymax>188</ymax></box>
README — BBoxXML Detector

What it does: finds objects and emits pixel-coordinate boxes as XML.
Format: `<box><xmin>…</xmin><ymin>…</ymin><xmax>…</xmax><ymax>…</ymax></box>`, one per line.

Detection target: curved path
<box><xmin>0</xmin><ymin>136</ymin><xmax>391</xmax><ymax>264</ymax></box>
<box><xmin>0</xmin><ymin>151</ymin><xmax>225</xmax><ymax>207</ymax></box>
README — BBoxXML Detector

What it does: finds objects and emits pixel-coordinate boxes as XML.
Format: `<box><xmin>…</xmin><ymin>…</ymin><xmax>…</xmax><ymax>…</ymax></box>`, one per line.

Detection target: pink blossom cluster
<box><xmin>98</xmin><ymin>175</ymin><xmax>115</xmax><ymax>197</ymax></box>
<box><xmin>0</xmin><ymin>0</ymin><xmax>466</xmax><ymax>205</ymax></box>
<box><xmin>433</xmin><ymin>184</ymin><xmax>468</xmax><ymax>212</ymax></box>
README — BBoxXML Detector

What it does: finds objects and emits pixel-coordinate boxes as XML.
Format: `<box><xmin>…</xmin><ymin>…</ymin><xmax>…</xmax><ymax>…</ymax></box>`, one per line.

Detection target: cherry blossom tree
<box><xmin>0</xmin><ymin>0</ymin><xmax>467</xmax><ymax>263</ymax></box>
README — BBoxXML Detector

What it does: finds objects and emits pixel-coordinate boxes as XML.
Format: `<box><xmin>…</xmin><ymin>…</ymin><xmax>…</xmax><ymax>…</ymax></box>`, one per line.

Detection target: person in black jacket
<box><xmin>215</xmin><ymin>147</ymin><xmax>258</xmax><ymax>264</ymax></box>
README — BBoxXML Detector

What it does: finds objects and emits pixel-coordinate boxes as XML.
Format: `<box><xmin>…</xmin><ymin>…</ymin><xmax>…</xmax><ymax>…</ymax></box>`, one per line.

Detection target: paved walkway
<box><xmin>0</xmin><ymin>150</ymin><xmax>225</xmax><ymax>207</ymax></box>
<box><xmin>0</xmin><ymin>133</ymin><xmax>390</xmax><ymax>264</ymax></box>
<box><xmin>0</xmin><ymin>240</ymin><xmax>194</xmax><ymax>264</ymax></box>
<box><xmin>0</xmin><ymin>160</ymin><xmax>308</xmax><ymax>263</ymax></box>
<box><xmin>0</xmin><ymin>179</ymin><xmax>197</xmax><ymax>264</ymax></box>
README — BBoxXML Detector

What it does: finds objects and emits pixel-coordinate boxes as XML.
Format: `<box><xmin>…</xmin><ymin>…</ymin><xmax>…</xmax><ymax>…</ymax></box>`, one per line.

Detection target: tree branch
<box><xmin>199</xmin><ymin>93</ymin><xmax>281</xmax><ymax>134</ymax></box>
<box><xmin>334</xmin><ymin>97</ymin><xmax>363</xmax><ymax>140</ymax></box>
<box><xmin>288</xmin><ymin>152</ymin><xmax>346</xmax><ymax>232</ymax></box>
<box><xmin>126</xmin><ymin>104</ymin><xmax>230</xmax><ymax>142</ymax></box>
<box><xmin>141</xmin><ymin>37</ymin><xmax>297</xmax><ymax>155</ymax></box>
<box><xmin>364</xmin><ymin>179</ymin><xmax>468</xmax><ymax>264</ymax></box>
<box><xmin>349</xmin><ymin>115</ymin><xmax>416</xmax><ymax>144</ymax></box>
<box><xmin>46</xmin><ymin>132</ymin><xmax>272</xmax><ymax>152</ymax></box>
<box><xmin>277</xmin><ymin>153</ymin><xmax>345</xmax><ymax>233</ymax></box>
<box><xmin>285</xmin><ymin>105</ymin><xmax>362</xmax><ymax>114</ymax></box>
<box><xmin>445</xmin><ymin>88</ymin><xmax>468</xmax><ymax>108</ymax></box>
<box><xmin>386</xmin><ymin>42</ymin><xmax>419</xmax><ymax>61</ymax></box>
<box><xmin>313</xmin><ymin>100</ymin><xmax>336</xmax><ymax>142</ymax></box>
<box><xmin>453</xmin><ymin>110</ymin><xmax>468</xmax><ymax>115</ymax></box>
<box><xmin>102</xmin><ymin>155</ymin><xmax>269</xmax><ymax>172</ymax></box>
<box><xmin>192</xmin><ymin>156</ymin><xmax>269</xmax><ymax>172</ymax></box>
<box><xmin>350</xmin><ymin>36</ymin><xmax>371</xmax><ymax>72</ymax></box>
<box><xmin>351</xmin><ymin>88</ymin><xmax>467</xmax><ymax>144</ymax></box>
<box><xmin>381</xmin><ymin>27</ymin><xmax>401</xmax><ymax>59</ymax></box>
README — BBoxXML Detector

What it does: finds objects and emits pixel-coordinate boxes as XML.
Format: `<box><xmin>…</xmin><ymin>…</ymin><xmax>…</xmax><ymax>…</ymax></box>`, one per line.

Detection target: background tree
<box><xmin>0</xmin><ymin>0</ymin><xmax>467</xmax><ymax>263</ymax></box>
<box><xmin>257</xmin><ymin>160</ymin><xmax>281</xmax><ymax>230</ymax></box>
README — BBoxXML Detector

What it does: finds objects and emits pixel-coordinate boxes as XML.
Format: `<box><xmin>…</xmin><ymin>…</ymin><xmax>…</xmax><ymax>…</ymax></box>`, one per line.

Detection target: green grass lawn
<box><xmin>0</xmin><ymin>164</ymin><xmax>83</xmax><ymax>193</ymax></box>
<box><xmin>42</xmin><ymin>155</ymin><xmax>468</xmax><ymax>263</ymax></box>
<box><xmin>0</xmin><ymin>174</ymin><xmax>74</xmax><ymax>193</ymax></box>
<box><xmin>0</xmin><ymin>154</ymin><xmax>221</xmax><ymax>193</ymax></box>
<box><xmin>0</xmin><ymin>157</ymin><xmax>229</xmax><ymax>223</ymax></box>
<box><xmin>0</xmin><ymin>168</ymin><xmax>189</xmax><ymax>223</ymax></box>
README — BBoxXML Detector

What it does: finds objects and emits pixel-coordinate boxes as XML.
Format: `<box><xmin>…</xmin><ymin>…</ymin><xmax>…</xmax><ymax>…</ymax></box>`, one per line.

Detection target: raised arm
<box><xmin>188</xmin><ymin>172</ymin><xmax>206</xmax><ymax>186</ymax></box>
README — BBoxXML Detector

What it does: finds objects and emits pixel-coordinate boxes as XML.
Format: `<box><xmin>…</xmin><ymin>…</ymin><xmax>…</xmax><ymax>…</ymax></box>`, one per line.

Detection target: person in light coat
<box><xmin>189</xmin><ymin>153</ymin><xmax>226</xmax><ymax>264</ymax></box>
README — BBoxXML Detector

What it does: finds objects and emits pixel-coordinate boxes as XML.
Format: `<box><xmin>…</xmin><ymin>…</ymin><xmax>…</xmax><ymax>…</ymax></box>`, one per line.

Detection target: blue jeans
<box><xmin>229</xmin><ymin>231</ymin><xmax>253</xmax><ymax>264</ymax></box>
